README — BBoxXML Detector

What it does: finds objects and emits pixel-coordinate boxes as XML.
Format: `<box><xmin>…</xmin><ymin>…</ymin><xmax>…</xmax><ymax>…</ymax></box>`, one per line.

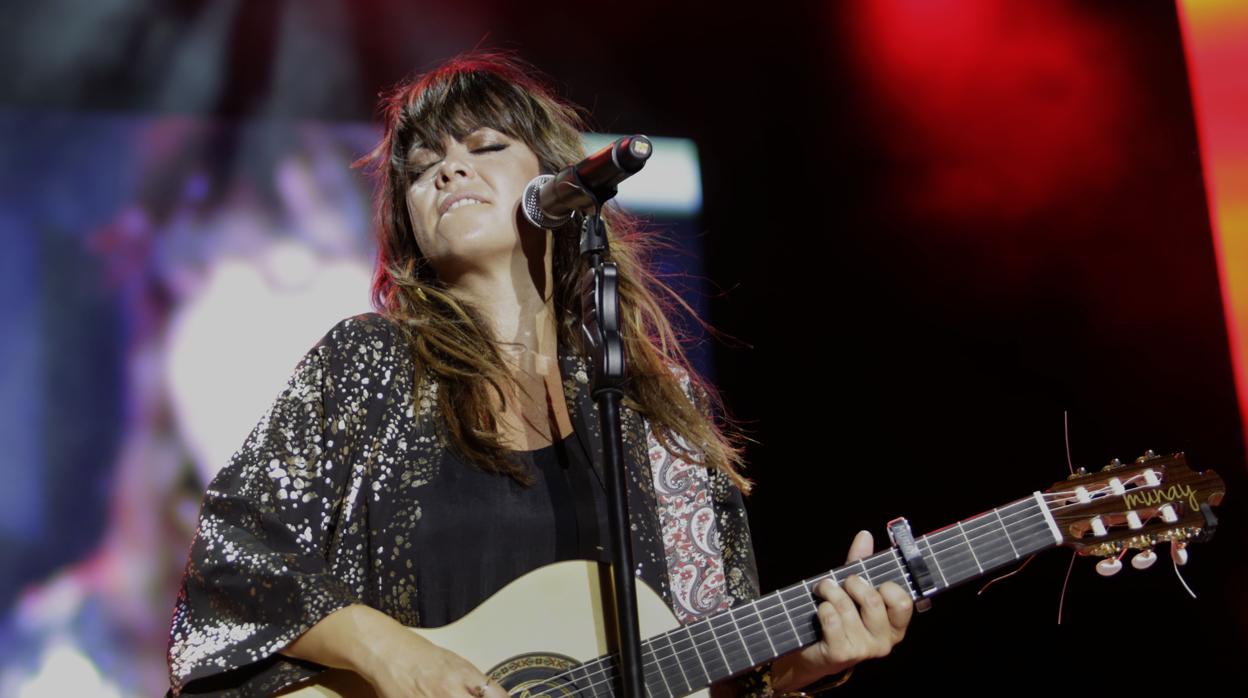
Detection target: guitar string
<box><xmin>1038</xmin><ymin>469</ymin><xmax>1162</xmax><ymax>501</ymax></box>
<box><xmin>515</xmin><ymin>502</ymin><xmax>1147</xmax><ymax>698</ymax></box>
<box><xmin>543</xmin><ymin>537</ymin><xmax>1044</xmax><ymax>698</ymax></box>
<box><xmin>508</xmin><ymin>501</ymin><xmax>1057</xmax><ymax>698</ymax></box>
<box><xmin>532</xmin><ymin>484</ymin><xmax>1194</xmax><ymax>698</ymax></box>
<box><xmin>514</xmin><ymin>496</ymin><xmax>1125</xmax><ymax>698</ymax></box>
<box><xmin>538</xmin><ymin>478</ymin><xmax>1178</xmax><ymax>692</ymax></box>
<box><xmin>513</xmin><ymin>486</ymin><xmax>1189</xmax><ymax>698</ymax></box>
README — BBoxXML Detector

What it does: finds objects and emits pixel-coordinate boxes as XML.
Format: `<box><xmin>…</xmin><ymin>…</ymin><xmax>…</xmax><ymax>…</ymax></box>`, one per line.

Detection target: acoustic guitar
<box><xmin>282</xmin><ymin>451</ymin><xmax>1224</xmax><ymax>698</ymax></box>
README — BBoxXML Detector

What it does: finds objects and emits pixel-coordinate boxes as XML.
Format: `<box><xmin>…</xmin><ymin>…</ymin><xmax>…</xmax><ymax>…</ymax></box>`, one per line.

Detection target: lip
<box><xmin>438</xmin><ymin>192</ymin><xmax>491</xmax><ymax>216</ymax></box>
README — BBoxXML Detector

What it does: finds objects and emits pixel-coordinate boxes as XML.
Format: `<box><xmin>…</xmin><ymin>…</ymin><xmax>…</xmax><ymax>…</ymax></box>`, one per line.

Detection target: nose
<box><xmin>434</xmin><ymin>146</ymin><xmax>475</xmax><ymax>186</ymax></box>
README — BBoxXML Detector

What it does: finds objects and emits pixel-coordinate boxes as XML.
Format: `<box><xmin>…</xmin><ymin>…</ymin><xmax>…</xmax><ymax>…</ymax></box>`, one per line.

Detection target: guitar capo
<box><xmin>887</xmin><ymin>517</ymin><xmax>937</xmax><ymax>613</ymax></box>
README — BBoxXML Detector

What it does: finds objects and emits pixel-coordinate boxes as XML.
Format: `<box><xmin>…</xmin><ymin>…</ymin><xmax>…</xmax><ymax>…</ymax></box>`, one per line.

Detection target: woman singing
<box><xmin>167</xmin><ymin>50</ymin><xmax>912</xmax><ymax>698</ymax></box>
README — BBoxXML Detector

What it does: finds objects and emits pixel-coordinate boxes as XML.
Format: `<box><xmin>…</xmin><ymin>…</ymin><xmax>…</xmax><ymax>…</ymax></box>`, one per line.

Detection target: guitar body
<box><xmin>280</xmin><ymin>560</ymin><xmax>705</xmax><ymax>698</ymax></box>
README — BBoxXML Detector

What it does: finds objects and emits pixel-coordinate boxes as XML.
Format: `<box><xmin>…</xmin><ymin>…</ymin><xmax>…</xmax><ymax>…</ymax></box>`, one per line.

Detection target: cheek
<box><xmin>404</xmin><ymin>191</ymin><xmax>433</xmax><ymax>245</ymax></box>
<box><xmin>404</xmin><ymin>193</ymin><xmax>418</xmax><ymax>229</ymax></box>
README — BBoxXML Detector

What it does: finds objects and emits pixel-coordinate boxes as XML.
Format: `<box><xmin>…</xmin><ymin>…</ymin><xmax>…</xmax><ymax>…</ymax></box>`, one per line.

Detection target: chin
<box><xmin>436</xmin><ymin>231</ymin><xmax>522</xmax><ymax>265</ymax></box>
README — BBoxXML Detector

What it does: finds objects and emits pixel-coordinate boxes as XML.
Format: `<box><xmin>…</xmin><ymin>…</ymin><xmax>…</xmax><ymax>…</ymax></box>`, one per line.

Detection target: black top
<box><xmin>412</xmin><ymin>432</ymin><xmax>612</xmax><ymax>627</ymax></box>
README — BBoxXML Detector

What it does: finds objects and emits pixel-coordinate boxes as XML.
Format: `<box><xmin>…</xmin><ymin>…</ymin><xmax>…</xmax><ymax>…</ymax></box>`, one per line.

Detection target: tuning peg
<box><xmin>1171</xmin><ymin>541</ymin><xmax>1189</xmax><ymax>566</ymax></box>
<box><xmin>1160</xmin><ymin>504</ymin><xmax>1178</xmax><ymax>523</ymax></box>
<box><xmin>1136</xmin><ymin>450</ymin><xmax>1159</xmax><ymax>463</ymax></box>
<box><xmin>1102</xmin><ymin>458</ymin><xmax>1123</xmax><ymax>471</ymax></box>
<box><xmin>1067</xmin><ymin>466</ymin><xmax>1089</xmax><ymax>480</ymax></box>
<box><xmin>1131</xmin><ymin>548</ymin><xmax>1157</xmax><ymax>570</ymax></box>
<box><xmin>1091</xmin><ymin>516</ymin><xmax>1107</xmax><ymax>537</ymax></box>
<box><xmin>1096</xmin><ymin>556</ymin><xmax>1124</xmax><ymax>576</ymax></box>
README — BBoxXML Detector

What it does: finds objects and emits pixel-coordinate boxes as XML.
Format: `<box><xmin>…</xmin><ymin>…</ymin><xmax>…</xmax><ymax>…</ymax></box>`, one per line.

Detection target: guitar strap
<box><xmin>648</xmin><ymin>429</ymin><xmax>731</xmax><ymax>625</ymax></box>
<box><xmin>646</xmin><ymin>368</ymin><xmax>733</xmax><ymax>625</ymax></box>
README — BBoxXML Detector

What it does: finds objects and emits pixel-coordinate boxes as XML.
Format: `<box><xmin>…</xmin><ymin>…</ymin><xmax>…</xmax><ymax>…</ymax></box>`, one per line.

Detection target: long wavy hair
<box><xmin>355</xmin><ymin>50</ymin><xmax>751</xmax><ymax>492</ymax></box>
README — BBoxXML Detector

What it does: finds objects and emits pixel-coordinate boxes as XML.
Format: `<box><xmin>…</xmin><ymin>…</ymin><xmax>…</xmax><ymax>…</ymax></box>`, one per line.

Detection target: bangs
<box><xmin>402</xmin><ymin>70</ymin><xmax>544</xmax><ymax>160</ymax></box>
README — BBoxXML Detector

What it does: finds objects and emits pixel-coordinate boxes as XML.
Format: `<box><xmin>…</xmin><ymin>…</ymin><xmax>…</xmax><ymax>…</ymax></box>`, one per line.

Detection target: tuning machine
<box><xmin>1096</xmin><ymin>556</ymin><xmax>1123</xmax><ymax>576</ymax></box>
<box><xmin>1171</xmin><ymin>540</ymin><xmax>1189</xmax><ymax>566</ymax></box>
<box><xmin>1101</xmin><ymin>458</ymin><xmax>1123</xmax><ymax>472</ymax></box>
<box><xmin>1131</xmin><ymin>548</ymin><xmax>1157</xmax><ymax>570</ymax></box>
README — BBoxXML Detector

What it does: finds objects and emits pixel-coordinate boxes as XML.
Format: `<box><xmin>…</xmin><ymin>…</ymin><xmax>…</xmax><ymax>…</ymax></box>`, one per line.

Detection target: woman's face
<box><xmin>404</xmin><ymin>126</ymin><xmax>543</xmax><ymax>282</ymax></box>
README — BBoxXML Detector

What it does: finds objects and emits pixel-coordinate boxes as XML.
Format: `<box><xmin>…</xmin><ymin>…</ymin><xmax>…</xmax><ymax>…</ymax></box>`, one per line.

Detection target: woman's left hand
<box><xmin>770</xmin><ymin>530</ymin><xmax>914</xmax><ymax>691</ymax></box>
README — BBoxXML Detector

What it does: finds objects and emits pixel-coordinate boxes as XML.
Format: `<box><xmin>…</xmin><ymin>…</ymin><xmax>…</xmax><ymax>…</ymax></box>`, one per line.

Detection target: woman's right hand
<box><xmin>355</xmin><ymin>619</ymin><xmax>507</xmax><ymax>698</ymax></box>
<box><xmin>282</xmin><ymin>604</ymin><xmax>507</xmax><ymax>698</ymax></box>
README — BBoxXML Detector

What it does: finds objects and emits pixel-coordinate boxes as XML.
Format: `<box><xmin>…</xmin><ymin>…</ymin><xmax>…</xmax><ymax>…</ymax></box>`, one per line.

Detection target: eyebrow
<box><xmin>410</xmin><ymin>128</ymin><xmax>501</xmax><ymax>156</ymax></box>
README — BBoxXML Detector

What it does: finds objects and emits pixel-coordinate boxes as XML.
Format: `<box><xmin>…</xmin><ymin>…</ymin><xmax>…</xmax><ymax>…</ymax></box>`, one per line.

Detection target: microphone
<box><xmin>522</xmin><ymin>135</ymin><xmax>652</xmax><ymax>229</ymax></box>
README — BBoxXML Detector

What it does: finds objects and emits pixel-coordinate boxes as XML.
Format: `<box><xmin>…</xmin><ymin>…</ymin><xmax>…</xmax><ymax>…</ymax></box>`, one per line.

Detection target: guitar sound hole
<box><xmin>490</xmin><ymin>653</ymin><xmax>594</xmax><ymax>698</ymax></box>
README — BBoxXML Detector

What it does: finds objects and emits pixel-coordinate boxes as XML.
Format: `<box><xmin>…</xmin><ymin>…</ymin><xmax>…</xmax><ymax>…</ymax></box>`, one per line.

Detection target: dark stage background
<box><xmin>0</xmin><ymin>0</ymin><xmax>1242</xmax><ymax>694</ymax></box>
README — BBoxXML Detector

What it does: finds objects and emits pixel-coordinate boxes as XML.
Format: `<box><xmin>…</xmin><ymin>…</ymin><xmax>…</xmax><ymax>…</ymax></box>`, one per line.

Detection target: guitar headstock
<box><xmin>1043</xmin><ymin>452</ymin><xmax>1224</xmax><ymax>574</ymax></box>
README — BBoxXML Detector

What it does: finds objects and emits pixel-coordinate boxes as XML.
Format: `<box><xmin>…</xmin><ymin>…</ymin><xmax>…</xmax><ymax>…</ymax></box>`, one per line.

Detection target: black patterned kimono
<box><xmin>167</xmin><ymin>313</ymin><xmax>760</xmax><ymax>696</ymax></box>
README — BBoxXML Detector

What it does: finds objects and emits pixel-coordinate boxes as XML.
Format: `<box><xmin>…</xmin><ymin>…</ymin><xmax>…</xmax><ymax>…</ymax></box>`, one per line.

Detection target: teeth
<box><xmin>446</xmin><ymin>198</ymin><xmax>484</xmax><ymax>212</ymax></box>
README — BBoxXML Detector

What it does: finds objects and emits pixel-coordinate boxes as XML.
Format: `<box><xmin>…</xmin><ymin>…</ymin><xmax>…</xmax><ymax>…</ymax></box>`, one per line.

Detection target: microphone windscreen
<box><xmin>522</xmin><ymin>174</ymin><xmax>571</xmax><ymax>229</ymax></box>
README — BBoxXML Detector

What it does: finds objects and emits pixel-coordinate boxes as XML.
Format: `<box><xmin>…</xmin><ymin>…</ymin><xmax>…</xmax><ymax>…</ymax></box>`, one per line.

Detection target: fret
<box><xmin>852</xmin><ymin>558</ymin><xmax>871</xmax><ymax>584</ymax></box>
<box><xmin>876</xmin><ymin>550</ymin><xmax>908</xmax><ymax>588</ymax></box>
<box><xmin>606</xmin><ymin>659</ymin><xmax>622</xmax><ymax>698</ymax></box>
<box><xmin>726</xmin><ymin>605</ymin><xmax>757</xmax><ymax>668</ymax></box>
<box><xmin>887</xmin><ymin>550</ymin><xmax>919</xmax><ymax>599</ymax></box>
<box><xmin>570</xmin><ymin>663</ymin><xmax>599</xmax><ymax>698</ymax></box>
<box><xmin>707</xmin><ymin>610</ymin><xmax>753</xmax><ymax>676</ymax></box>
<box><xmin>756</xmin><ymin>593</ymin><xmax>802</xmax><ymax>656</ymax></box>
<box><xmin>780</xmin><ymin>582</ymin><xmax>820</xmax><ymax>647</ymax></box>
<box><xmin>955</xmin><ymin>520</ymin><xmax>984</xmax><ymax>573</ymax></box>
<box><xmin>728</xmin><ymin>600</ymin><xmax>766</xmax><ymax>667</ymax></box>
<box><xmin>978</xmin><ymin>501</ymin><xmax>1038</xmax><ymax>561</ymax></box>
<box><xmin>641</xmin><ymin>670</ymin><xmax>658</xmax><ymax>698</ymax></box>
<box><xmin>1004</xmin><ymin>498</ymin><xmax>1058</xmax><ymax>556</ymax></box>
<box><xmin>642</xmin><ymin>638</ymin><xmax>674</xmax><ymax>698</ymax></box>
<box><xmin>953</xmin><ymin>516</ymin><xmax>1013</xmax><ymax>581</ymax></box>
<box><xmin>927</xmin><ymin>526</ymin><xmax>979</xmax><ymax>587</ymax></box>
<box><xmin>680</xmin><ymin>622</ymin><xmax>715</xmax><ymax>686</ymax></box>
<box><xmin>964</xmin><ymin>512</ymin><xmax>1019</xmax><ymax>569</ymax></box>
<box><xmin>588</xmin><ymin>656</ymin><xmax>654</xmax><ymax>698</ymax></box>
<box><xmin>918</xmin><ymin>536</ymin><xmax>950</xmax><ymax>589</ymax></box>
<box><xmin>586</xmin><ymin>658</ymin><xmax>613</xmax><ymax>698</ymax></box>
<box><xmin>992</xmin><ymin>507</ymin><xmax>1021</xmax><ymax>559</ymax></box>
<box><xmin>747</xmin><ymin>600</ymin><xmax>778</xmax><ymax>658</ymax></box>
<box><xmin>851</xmin><ymin>551</ymin><xmax>910</xmax><ymax>596</ymax></box>
<box><xmin>658</xmin><ymin>631</ymin><xmax>692</xmax><ymax>696</ymax></box>
<box><xmin>776</xmin><ymin>583</ymin><xmax>818</xmax><ymax>648</ymax></box>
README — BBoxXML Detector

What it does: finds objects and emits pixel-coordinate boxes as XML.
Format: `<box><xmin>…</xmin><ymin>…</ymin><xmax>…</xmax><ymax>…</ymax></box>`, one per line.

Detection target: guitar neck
<box><xmin>577</xmin><ymin>493</ymin><xmax>1062</xmax><ymax>697</ymax></box>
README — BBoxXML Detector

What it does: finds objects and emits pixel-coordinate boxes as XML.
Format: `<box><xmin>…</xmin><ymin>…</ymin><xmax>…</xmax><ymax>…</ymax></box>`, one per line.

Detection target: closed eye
<box><xmin>410</xmin><ymin>144</ymin><xmax>509</xmax><ymax>180</ymax></box>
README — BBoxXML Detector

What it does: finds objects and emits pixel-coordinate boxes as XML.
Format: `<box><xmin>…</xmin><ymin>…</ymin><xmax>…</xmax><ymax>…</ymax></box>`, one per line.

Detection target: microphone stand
<box><xmin>577</xmin><ymin>202</ymin><xmax>644</xmax><ymax>698</ymax></box>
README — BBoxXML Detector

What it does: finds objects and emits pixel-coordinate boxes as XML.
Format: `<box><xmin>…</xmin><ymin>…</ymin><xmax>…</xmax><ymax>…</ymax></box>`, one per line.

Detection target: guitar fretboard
<box><xmin>566</xmin><ymin>493</ymin><xmax>1060</xmax><ymax>698</ymax></box>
